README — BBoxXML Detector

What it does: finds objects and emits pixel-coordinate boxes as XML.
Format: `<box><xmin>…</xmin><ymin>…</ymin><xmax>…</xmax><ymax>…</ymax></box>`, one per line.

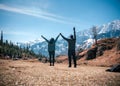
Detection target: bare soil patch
<box><xmin>0</xmin><ymin>59</ymin><xmax>120</xmax><ymax>86</ymax></box>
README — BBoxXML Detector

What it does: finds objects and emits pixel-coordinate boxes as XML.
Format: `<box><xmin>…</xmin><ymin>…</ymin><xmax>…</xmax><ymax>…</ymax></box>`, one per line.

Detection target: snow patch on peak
<box><xmin>81</xmin><ymin>38</ymin><xmax>94</xmax><ymax>49</ymax></box>
<box><xmin>98</xmin><ymin>20</ymin><xmax>120</xmax><ymax>34</ymax></box>
<box><xmin>85</xmin><ymin>38</ymin><xmax>94</xmax><ymax>43</ymax></box>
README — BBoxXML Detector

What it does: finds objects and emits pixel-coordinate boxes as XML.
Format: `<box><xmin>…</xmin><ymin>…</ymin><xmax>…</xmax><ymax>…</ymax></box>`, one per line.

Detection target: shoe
<box><xmin>74</xmin><ymin>66</ymin><xmax>77</xmax><ymax>68</ymax></box>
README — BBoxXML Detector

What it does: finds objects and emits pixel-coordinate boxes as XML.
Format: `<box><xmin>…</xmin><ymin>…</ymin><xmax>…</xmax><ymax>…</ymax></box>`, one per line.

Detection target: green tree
<box><xmin>0</xmin><ymin>30</ymin><xmax>3</xmax><ymax>45</ymax></box>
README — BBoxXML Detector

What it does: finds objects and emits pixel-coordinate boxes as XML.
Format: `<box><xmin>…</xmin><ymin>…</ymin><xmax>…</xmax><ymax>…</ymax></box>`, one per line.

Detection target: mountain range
<box><xmin>19</xmin><ymin>20</ymin><xmax>120</xmax><ymax>57</ymax></box>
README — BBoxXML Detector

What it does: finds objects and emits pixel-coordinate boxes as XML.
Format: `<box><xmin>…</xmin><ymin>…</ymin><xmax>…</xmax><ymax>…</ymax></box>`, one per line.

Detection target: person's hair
<box><xmin>50</xmin><ymin>38</ymin><xmax>54</xmax><ymax>44</ymax></box>
<box><xmin>70</xmin><ymin>35</ymin><xmax>73</xmax><ymax>39</ymax></box>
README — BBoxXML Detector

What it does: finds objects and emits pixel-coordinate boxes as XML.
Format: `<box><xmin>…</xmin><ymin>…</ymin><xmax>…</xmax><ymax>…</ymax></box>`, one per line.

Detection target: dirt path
<box><xmin>0</xmin><ymin>59</ymin><xmax>120</xmax><ymax>86</ymax></box>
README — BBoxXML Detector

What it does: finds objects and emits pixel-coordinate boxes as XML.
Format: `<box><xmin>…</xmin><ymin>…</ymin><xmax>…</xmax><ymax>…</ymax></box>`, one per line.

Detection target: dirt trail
<box><xmin>0</xmin><ymin>59</ymin><xmax>120</xmax><ymax>86</ymax></box>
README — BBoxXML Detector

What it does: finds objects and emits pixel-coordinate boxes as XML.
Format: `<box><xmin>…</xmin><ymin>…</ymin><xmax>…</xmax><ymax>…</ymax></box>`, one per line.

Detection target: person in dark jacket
<box><xmin>41</xmin><ymin>34</ymin><xmax>60</xmax><ymax>66</ymax></box>
<box><xmin>60</xmin><ymin>27</ymin><xmax>77</xmax><ymax>68</ymax></box>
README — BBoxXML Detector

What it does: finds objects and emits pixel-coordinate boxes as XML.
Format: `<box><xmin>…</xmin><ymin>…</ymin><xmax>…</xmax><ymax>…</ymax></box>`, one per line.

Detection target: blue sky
<box><xmin>0</xmin><ymin>0</ymin><xmax>120</xmax><ymax>43</ymax></box>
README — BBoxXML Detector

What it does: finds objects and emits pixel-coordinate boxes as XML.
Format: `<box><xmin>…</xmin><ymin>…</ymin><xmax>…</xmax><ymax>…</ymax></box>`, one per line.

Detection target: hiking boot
<box><xmin>74</xmin><ymin>66</ymin><xmax>77</xmax><ymax>68</ymax></box>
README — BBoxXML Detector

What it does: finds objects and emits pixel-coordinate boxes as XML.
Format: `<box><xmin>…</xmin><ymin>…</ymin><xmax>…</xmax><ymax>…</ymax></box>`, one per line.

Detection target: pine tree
<box><xmin>0</xmin><ymin>30</ymin><xmax>3</xmax><ymax>45</ymax></box>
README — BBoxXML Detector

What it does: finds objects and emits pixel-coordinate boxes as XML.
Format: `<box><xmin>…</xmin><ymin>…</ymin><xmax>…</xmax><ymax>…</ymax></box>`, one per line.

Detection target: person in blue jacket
<box><xmin>41</xmin><ymin>34</ymin><xmax>60</xmax><ymax>66</ymax></box>
<box><xmin>60</xmin><ymin>27</ymin><xmax>77</xmax><ymax>68</ymax></box>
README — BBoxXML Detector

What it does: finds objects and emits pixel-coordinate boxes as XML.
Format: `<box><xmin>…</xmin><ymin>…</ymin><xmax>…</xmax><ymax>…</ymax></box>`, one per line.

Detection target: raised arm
<box><xmin>41</xmin><ymin>35</ymin><xmax>49</xmax><ymax>42</ymax></box>
<box><xmin>73</xmin><ymin>27</ymin><xmax>76</xmax><ymax>40</ymax></box>
<box><xmin>55</xmin><ymin>34</ymin><xmax>60</xmax><ymax>42</ymax></box>
<box><xmin>60</xmin><ymin>33</ymin><xmax>68</xmax><ymax>41</ymax></box>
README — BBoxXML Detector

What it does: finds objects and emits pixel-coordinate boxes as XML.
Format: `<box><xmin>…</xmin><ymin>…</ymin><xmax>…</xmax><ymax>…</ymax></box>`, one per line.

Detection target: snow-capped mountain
<box><xmin>19</xmin><ymin>20</ymin><xmax>120</xmax><ymax>57</ymax></box>
<box><xmin>79</xmin><ymin>20</ymin><xmax>120</xmax><ymax>49</ymax></box>
<box><xmin>98</xmin><ymin>20</ymin><xmax>120</xmax><ymax>34</ymax></box>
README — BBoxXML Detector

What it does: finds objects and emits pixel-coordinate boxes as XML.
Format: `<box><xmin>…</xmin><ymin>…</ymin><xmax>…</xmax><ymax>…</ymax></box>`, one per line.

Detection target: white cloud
<box><xmin>0</xmin><ymin>4</ymin><xmax>79</xmax><ymax>25</ymax></box>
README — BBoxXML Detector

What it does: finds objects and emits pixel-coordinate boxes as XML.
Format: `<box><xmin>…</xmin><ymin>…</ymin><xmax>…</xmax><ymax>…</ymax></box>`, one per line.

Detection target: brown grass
<box><xmin>76</xmin><ymin>38</ymin><xmax>120</xmax><ymax>67</ymax></box>
<box><xmin>0</xmin><ymin>59</ymin><xmax>120</xmax><ymax>86</ymax></box>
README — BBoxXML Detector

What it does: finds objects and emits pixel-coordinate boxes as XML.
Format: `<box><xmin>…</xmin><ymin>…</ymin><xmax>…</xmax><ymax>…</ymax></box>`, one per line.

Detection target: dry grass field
<box><xmin>0</xmin><ymin>59</ymin><xmax>120</xmax><ymax>86</ymax></box>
